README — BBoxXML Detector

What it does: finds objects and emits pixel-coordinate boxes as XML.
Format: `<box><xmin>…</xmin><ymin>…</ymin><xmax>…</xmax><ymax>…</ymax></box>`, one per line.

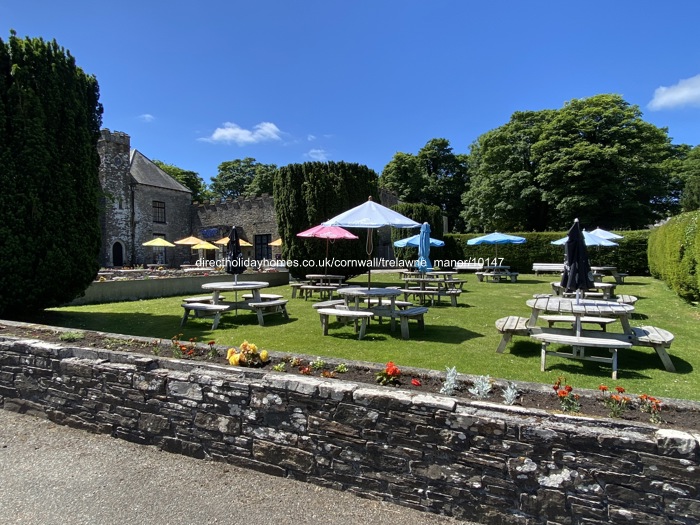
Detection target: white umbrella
<box><xmin>323</xmin><ymin>197</ymin><xmax>420</xmax><ymax>287</ymax></box>
<box><xmin>590</xmin><ymin>227</ymin><xmax>623</xmax><ymax>240</ymax></box>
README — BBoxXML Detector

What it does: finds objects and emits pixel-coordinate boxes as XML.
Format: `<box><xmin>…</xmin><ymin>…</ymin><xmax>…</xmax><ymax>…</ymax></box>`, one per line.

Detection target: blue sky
<box><xmin>5</xmin><ymin>1</ymin><xmax>700</xmax><ymax>183</ymax></box>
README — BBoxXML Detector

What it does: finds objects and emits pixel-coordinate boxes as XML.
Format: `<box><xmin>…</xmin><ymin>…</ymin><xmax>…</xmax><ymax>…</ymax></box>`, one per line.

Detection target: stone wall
<box><xmin>192</xmin><ymin>195</ymin><xmax>278</xmax><ymax>260</ymax></box>
<box><xmin>1</xmin><ymin>338</ymin><xmax>698</xmax><ymax>524</ymax></box>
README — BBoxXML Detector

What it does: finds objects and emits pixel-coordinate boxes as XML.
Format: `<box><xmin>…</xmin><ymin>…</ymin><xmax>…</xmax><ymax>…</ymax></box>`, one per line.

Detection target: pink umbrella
<box><xmin>297</xmin><ymin>225</ymin><xmax>359</xmax><ymax>275</ymax></box>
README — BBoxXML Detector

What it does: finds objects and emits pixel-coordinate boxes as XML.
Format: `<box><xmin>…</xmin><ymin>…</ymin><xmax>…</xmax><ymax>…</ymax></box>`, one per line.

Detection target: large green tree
<box><xmin>462</xmin><ymin>94</ymin><xmax>674</xmax><ymax>232</ymax></box>
<box><xmin>380</xmin><ymin>139</ymin><xmax>468</xmax><ymax>232</ymax></box>
<box><xmin>672</xmin><ymin>145</ymin><xmax>700</xmax><ymax>212</ymax></box>
<box><xmin>274</xmin><ymin>161</ymin><xmax>379</xmax><ymax>279</ymax></box>
<box><xmin>210</xmin><ymin>157</ymin><xmax>277</xmax><ymax>199</ymax></box>
<box><xmin>0</xmin><ymin>32</ymin><xmax>103</xmax><ymax>316</ymax></box>
<box><xmin>152</xmin><ymin>160</ymin><xmax>211</xmax><ymax>202</ymax></box>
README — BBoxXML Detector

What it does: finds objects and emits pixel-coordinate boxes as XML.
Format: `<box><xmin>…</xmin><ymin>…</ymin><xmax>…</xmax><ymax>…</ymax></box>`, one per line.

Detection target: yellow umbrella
<box><xmin>269</xmin><ymin>238</ymin><xmax>282</xmax><ymax>246</ymax></box>
<box><xmin>214</xmin><ymin>236</ymin><xmax>252</xmax><ymax>247</ymax></box>
<box><xmin>192</xmin><ymin>241</ymin><xmax>218</xmax><ymax>250</ymax></box>
<box><xmin>174</xmin><ymin>236</ymin><xmax>204</xmax><ymax>245</ymax></box>
<box><xmin>142</xmin><ymin>238</ymin><xmax>175</xmax><ymax>248</ymax></box>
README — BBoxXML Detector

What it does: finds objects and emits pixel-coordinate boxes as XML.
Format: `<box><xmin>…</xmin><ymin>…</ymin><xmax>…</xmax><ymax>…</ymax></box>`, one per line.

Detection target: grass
<box><xmin>26</xmin><ymin>273</ymin><xmax>700</xmax><ymax>401</ymax></box>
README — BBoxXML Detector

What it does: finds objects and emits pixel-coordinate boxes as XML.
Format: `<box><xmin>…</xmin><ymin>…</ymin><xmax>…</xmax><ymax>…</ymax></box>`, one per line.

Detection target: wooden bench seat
<box><xmin>479</xmin><ymin>272</ymin><xmax>519</xmax><ymax>283</ymax></box>
<box><xmin>529</xmin><ymin>327</ymin><xmax>633</xmax><ymax>379</ymax></box>
<box><xmin>311</xmin><ymin>299</ymin><xmax>346</xmax><ymax>309</ymax></box>
<box><xmin>182</xmin><ymin>295</ymin><xmax>225</xmax><ymax>304</ymax></box>
<box><xmin>631</xmin><ymin>326</ymin><xmax>675</xmax><ymax>372</ymax></box>
<box><xmin>317</xmin><ymin>308</ymin><xmax>373</xmax><ymax>340</ymax></box>
<box><xmin>396</xmin><ymin>306</ymin><xmax>429</xmax><ymax>340</ymax></box>
<box><xmin>551</xmin><ymin>281</ymin><xmax>616</xmax><ymax>299</ymax></box>
<box><xmin>532</xmin><ymin>263</ymin><xmax>564</xmax><ymax>275</ymax></box>
<box><xmin>247</xmin><ymin>299</ymin><xmax>289</xmax><ymax>326</ymax></box>
<box><xmin>290</xmin><ymin>282</ymin><xmax>308</xmax><ymax>299</ymax></box>
<box><xmin>454</xmin><ymin>262</ymin><xmax>484</xmax><ymax>272</ymax></box>
<box><xmin>495</xmin><ymin>316</ymin><xmax>531</xmax><ymax>353</ymax></box>
<box><xmin>616</xmin><ymin>294</ymin><xmax>638</xmax><ymax>305</ymax></box>
<box><xmin>241</xmin><ymin>293</ymin><xmax>284</xmax><ymax>301</ymax></box>
<box><xmin>539</xmin><ymin>315</ymin><xmax>616</xmax><ymax>331</ymax></box>
<box><xmin>364</xmin><ymin>298</ymin><xmax>413</xmax><ymax>309</ymax></box>
<box><xmin>180</xmin><ymin>302</ymin><xmax>230</xmax><ymax>330</ymax></box>
<box><xmin>300</xmin><ymin>284</ymin><xmax>339</xmax><ymax>300</ymax></box>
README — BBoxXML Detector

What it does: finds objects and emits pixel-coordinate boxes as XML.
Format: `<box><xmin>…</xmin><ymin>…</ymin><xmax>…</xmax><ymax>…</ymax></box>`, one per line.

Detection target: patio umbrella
<box><xmin>142</xmin><ymin>237</ymin><xmax>175</xmax><ymax>265</ymax></box>
<box><xmin>214</xmin><ymin>236</ymin><xmax>252</xmax><ymax>247</ymax></box>
<box><xmin>551</xmin><ymin>230</ymin><xmax>618</xmax><ymax>247</ymax></box>
<box><xmin>560</xmin><ymin>218</ymin><xmax>594</xmax><ymax>304</ymax></box>
<box><xmin>225</xmin><ymin>226</ymin><xmax>246</xmax><ymax>282</ymax></box>
<box><xmin>297</xmin><ymin>224</ymin><xmax>359</xmax><ymax>276</ymax></box>
<box><xmin>393</xmin><ymin>234</ymin><xmax>445</xmax><ymax>248</ymax></box>
<box><xmin>590</xmin><ymin>227</ymin><xmax>623</xmax><ymax>240</ymax></box>
<box><xmin>174</xmin><ymin>236</ymin><xmax>204</xmax><ymax>246</ymax></box>
<box><xmin>466</xmin><ymin>232</ymin><xmax>526</xmax><ymax>262</ymax></box>
<box><xmin>191</xmin><ymin>241</ymin><xmax>218</xmax><ymax>250</ymax></box>
<box><xmin>416</xmin><ymin>222</ymin><xmax>434</xmax><ymax>274</ymax></box>
<box><xmin>323</xmin><ymin>196</ymin><xmax>420</xmax><ymax>287</ymax></box>
<box><xmin>142</xmin><ymin>238</ymin><xmax>176</xmax><ymax>248</ymax></box>
<box><xmin>269</xmin><ymin>238</ymin><xmax>283</xmax><ymax>247</ymax></box>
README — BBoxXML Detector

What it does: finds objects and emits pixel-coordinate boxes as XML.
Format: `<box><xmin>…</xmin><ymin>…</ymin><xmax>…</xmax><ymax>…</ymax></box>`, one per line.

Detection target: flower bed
<box><xmin>2</xmin><ymin>320</ymin><xmax>699</xmax><ymax>433</ymax></box>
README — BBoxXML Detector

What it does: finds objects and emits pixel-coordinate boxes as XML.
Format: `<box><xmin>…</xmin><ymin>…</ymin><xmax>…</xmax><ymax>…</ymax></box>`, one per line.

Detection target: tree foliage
<box><xmin>273</xmin><ymin>161</ymin><xmax>379</xmax><ymax>279</ymax></box>
<box><xmin>210</xmin><ymin>157</ymin><xmax>277</xmax><ymax>199</ymax></box>
<box><xmin>0</xmin><ymin>32</ymin><xmax>103</xmax><ymax>316</ymax></box>
<box><xmin>462</xmin><ymin>94</ymin><xmax>675</xmax><ymax>232</ymax></box>
<box><xmin>672</xmin><ymin>145</ymin><xmax>700</xmax><ymax>212</ymax></box>
<box><xmin>380</xmin><ymin>139</ymin><xmax>468</xmax><ymax>232</ymax></box>
<box><xmin>390</xmin><ymin>203</ymin><xmax>444</xmax><ymax>262</ymax></box>
<box><xmin>152</xmin><ymin>160</ymin><xmax>211</xmax><ymax>202</ymax></box>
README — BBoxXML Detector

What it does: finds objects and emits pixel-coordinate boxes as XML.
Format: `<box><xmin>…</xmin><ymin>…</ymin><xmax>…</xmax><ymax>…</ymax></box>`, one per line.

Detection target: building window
<box><xmin>153</xmin><ymin>201</ymin><xmax>166</xmax><ymax>223</ymax></box>
<box><xmin>254</xmin><ymin>234</ymin><xmax>272</xmax><ymax>260</ymax></box>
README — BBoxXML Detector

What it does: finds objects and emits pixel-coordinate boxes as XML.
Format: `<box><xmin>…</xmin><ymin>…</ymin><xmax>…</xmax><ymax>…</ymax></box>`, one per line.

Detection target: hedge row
<box><xmin>430</xmin><ymin>230</ymin><xmax>651</xmax><ymax>276</ymax></box>
<box><xmin>648</xmin><ymin>211</ymin><xmax>700</xmax><ymax>301</ymax></box>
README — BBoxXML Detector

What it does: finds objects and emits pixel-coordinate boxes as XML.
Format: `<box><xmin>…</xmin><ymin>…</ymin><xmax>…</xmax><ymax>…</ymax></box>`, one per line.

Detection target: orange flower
<box><xmin>599</xmin><ymin>385</ymin><xmax>608</xmax><ymax>392</ymax></box>
<box><xmin>558</xmin><ymin>390</ymin><xmax>568</xmax><ymax>398</ymax></box>
<box><xmin>615</xmin><ymin>386</ymin><xmax>625</xmax><ymax>393</ymax></box>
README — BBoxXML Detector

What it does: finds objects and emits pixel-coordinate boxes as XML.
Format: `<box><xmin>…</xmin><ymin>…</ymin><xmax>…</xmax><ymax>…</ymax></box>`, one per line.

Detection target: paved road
<box><xmin>0</xmin><ymin>410</ymin><xmax>478</xmax><ymax>525</ymax></box>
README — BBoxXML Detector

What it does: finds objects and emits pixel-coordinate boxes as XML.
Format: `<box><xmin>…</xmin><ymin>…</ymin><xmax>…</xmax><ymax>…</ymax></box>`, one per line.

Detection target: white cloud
<box><xmin>138</xmin><ymin>113</ymin><xmax>155</xmax><ymax>123</ymax></box>
<box><xmin>200</xmin><ymin>122</ymin><xmax>283</xmax><ymax>145</ymax></box>
<box><xmin>648</xmin><ymin>74</ymin><xmax>700</xmax><ymax>110</ymax></box>
<box><xmin>307</xmin><ymin>134</ymin><xmax>316</xmax><ymax>141</ymax></box>
<box><xmin>306</xmin><ymin>148</ymin><xmax>329</xmax><ymax>161</ymax></box>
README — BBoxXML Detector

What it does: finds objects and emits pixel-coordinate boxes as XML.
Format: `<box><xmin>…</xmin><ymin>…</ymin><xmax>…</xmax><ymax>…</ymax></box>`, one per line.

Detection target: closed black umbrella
<box><xmin>225</xmin><ymin>226</ymin><xmax>246</xmax><ymax>282</ymax></box>
<box><xmin>560</xmin><ymin>218</ymin><xmax>594</xmax><ymax>297</ymax></box>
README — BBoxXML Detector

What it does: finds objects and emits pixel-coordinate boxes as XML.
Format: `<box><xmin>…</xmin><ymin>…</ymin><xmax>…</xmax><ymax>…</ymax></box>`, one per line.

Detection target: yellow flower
<box><xmin>226</xmin><ymin>348</ymin><xmax>236</xmax><ymax>360</ymax></box>
<box><xmin>260</xmin><ymin>350</ymin><xmax>269</xmax><ymax>362</ymax></box>
<box><xmin>228</xmin><ymin>353</ymin><xmax>240</xmax><ymax>366</ymax></box>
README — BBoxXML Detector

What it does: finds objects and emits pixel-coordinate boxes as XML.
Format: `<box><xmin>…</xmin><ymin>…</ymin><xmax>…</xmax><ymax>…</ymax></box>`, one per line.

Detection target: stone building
<box><xmin>97</xmin><ymin>129</ymin><xmax>280</xmax><ymax>268</ymax></box>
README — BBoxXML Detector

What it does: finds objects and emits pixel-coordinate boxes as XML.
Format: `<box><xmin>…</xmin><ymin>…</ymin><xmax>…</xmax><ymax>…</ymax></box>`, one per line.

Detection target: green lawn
<box><xmin>29</xmin><ymin>273</ymin><xmax>700</xmax><ymax>401</ymax></box>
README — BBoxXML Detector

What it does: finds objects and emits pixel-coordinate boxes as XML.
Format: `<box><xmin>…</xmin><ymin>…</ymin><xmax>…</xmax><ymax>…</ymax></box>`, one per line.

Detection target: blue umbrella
<box><xmin>466</xmin><ymin>232</ymin><xmax>526</xmax><ymax>261</ymax></box>
<box><xmin>323</xmin><ymin>197</ymin><xmax>420</xmax><ymax>287</ymax></box>
<box><xmin>416</xmin><ymin>223</ymin><xmax>433</xmax><ymax>274</ymax></box>
<box><xmin>393</xmin><ymin>234</ymin><xmax>445</xmax><ymax>248</ymax></box>
<box><xmin>551</xmin><ymin>230</ymin><xmax>618</xmax><ymax>247</ymax></box>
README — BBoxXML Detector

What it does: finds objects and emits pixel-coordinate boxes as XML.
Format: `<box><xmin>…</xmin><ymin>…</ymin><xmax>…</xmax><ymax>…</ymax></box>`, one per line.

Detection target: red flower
<box><xmin>615</xmin><ymin>386</ymin><xmax>625</xmax><ymax>393</ymax></box>
<box><xmin>564</xmin><ymin>385</ymin><xmax>573</xmax><ymax>393</ymax></box>
<box><xmin>599</xmin><ymin>385</ymin><xmax>608</xmax><ymax>392</ymax></box>
<box><xmin>411</xmin><ymin>378</ymin><xmax>421</xmax><ymax>387</ymax></box>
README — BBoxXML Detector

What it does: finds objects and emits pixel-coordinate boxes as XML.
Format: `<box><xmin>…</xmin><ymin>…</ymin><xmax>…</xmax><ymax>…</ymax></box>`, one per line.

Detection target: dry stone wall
<box><xmin>1</xmin><ymin>338</ymin><xmax>698</xmax><ymax>524</ymax></box>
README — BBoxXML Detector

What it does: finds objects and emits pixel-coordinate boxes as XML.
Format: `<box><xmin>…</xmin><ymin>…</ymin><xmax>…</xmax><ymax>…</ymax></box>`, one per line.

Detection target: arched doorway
<box><xmin>112</xmin><ymin>242</ymin><xmax>124</xmax><ymax>267</ymax></box>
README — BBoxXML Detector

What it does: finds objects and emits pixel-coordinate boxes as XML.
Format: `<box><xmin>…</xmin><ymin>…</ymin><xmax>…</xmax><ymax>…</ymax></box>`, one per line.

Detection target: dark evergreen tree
<box><xmin>0</xmin><ymin>32</ymin><xmax>103</xmax><ymax>316</ymax></box>
<box><xmin>273</xmin><ymin>161</ymin><xmax>379</xmax><ymax>279</ymax></box>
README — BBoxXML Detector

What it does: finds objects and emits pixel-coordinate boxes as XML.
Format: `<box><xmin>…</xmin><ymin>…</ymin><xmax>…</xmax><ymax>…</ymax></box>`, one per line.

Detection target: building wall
<box><xmin>133</xmin><ymin>187</ymin><xmax>192</xmax><ymax>267</ymax></box>
<box><xmin>97</xmin><ymin>130</ymin><xmax>132</xmax><ymax>268</ymax></box>
<box><xmin>98</xmin><ymin>130</ymin><xmax>193</xmax><ymax>268</ymax></box>
<box><xmin>192</xmin><ymin>195</ymin><xmax>278</xmax><ymax>261</ymax></box>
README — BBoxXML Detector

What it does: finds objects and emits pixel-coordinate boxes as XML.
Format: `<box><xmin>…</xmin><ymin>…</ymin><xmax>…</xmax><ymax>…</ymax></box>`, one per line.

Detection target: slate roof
<box><xmin>129</xmin><ymin>150</ymin><xmax>191</xmax><ymax>193</ymax></box>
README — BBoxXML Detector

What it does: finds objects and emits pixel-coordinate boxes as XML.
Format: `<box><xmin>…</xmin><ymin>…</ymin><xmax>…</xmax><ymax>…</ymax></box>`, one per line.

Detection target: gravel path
<box><xmin>0</xmin><ymin>410</ymin><xmax>480</xmax><ymax>525</ymax></box>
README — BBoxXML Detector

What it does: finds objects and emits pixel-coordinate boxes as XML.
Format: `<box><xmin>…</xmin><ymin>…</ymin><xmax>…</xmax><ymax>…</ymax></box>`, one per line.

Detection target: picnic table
<box><xmin>476</xmin><ymin>266</ymin><xmax>519</xmax><ymax>283</ymax></box>
<box><xmin>180</xmin><ymin>281</ymin><xmax>288</xmax><ymax>327</ymax></box>
<box><xmin>590</xmin><ymin>266</ymin><xmax>628</xmax><ymax>284</ymax></box>
<box><xmin>400</xmin><ymin>271</ymin><xmax>463</xmax><ymax>306</ymax></box>
<box><xmin>517</xmin><ymin>296</ymin><xmax>674</xmax><ymax>378</ymax></box>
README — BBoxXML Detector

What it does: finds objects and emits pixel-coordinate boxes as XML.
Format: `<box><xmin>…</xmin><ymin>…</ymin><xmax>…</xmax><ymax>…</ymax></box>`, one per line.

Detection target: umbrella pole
<box><xmin>366</xmin><ymin>228</ymin><xmax>372</xmax><ymax>289</ymax></box>
<box><xmin>325</xmin><ymin>239</ymin><xmax>329</xmax><ymax>277</ymax></box>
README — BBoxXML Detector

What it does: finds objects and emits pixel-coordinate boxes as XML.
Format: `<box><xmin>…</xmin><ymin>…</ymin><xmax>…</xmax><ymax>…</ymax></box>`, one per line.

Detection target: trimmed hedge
<box><xmin>440</xmin><ymin>230</ymin><xmax>651</xmax><ymax>276</ymax></box>
<box><xmin>648</xmin><ymin>211</ymin><xmax>700</xmax><ymax>301</ymax></box>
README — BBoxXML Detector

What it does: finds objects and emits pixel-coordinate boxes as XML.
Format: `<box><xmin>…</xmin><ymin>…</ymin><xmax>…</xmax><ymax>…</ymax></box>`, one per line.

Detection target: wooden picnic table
<box><xmin>591</xmin><ymin>266</ymin><xmax>628</xmax><ymax>284</ymax></box>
